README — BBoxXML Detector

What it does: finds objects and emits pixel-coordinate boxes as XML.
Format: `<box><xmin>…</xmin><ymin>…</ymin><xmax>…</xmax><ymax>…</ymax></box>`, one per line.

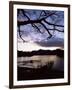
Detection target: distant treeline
<box><xmin>17</xmin><ymin>49</ymin><xmax>64</xmax><ymax>57</ymax></box>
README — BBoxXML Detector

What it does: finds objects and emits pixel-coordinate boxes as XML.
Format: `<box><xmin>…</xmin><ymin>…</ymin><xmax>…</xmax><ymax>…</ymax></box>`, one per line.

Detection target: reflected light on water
<box><xmin>17</xmin><ymin>55</ymin><xmax>64</xmax><ymax>70</ymax></box>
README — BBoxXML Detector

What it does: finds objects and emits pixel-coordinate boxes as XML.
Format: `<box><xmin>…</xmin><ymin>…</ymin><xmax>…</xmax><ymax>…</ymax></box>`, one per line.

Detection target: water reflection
<box><xmin>17</xmin><ymin>55</ymin><xmax>64</xmax><ymax>71</ymax></box>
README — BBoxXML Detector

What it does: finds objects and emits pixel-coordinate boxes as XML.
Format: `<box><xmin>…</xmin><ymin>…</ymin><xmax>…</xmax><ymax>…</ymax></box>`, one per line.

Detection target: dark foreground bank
<box><xmin>17</xmin><ymin>66</ymin><xmax>64</xmax><ymax>81</ymax></box>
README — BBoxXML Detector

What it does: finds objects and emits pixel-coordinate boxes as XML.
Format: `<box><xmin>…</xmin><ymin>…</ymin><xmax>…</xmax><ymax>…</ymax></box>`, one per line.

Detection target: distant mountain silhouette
<box><xmin>17</xmin><ymin>49</ymin><xmax>64</xmax><ymax>57</ymax></box>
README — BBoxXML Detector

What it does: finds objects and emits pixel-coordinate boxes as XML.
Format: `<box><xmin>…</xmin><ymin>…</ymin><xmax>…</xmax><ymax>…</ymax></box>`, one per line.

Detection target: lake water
<box><xmin>17</xmin><ymin>55</ymin><xmax>64</xmax><ymax>71</ymax></box>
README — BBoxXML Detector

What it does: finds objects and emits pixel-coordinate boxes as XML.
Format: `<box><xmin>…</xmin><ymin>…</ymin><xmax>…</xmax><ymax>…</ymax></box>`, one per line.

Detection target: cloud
<box><xmin>35</xmin><ymin>37</ymin><xmax>64</xmax><ymax>47</ymax></box>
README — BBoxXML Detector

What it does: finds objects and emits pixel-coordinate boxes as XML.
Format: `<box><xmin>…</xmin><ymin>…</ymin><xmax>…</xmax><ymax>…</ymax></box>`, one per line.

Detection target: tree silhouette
<box><xmin>17</xmin><ymin>9</ymin><xmax>64</xmax><ymax>42</ymax></box>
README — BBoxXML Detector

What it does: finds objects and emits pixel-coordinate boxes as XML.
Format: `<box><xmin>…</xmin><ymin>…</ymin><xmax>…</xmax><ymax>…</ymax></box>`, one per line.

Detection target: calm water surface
<box><xmin>17</xmin><ymin>55</ymin><xmax>64</xmax><ymax>71</ymax></box>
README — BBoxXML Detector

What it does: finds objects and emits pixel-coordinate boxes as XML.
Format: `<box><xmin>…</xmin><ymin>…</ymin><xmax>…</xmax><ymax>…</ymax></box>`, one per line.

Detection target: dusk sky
<box><xmin>17</xmin><ymin>9</ymin><xmax>64</xmax><ymax>51</ymax></box>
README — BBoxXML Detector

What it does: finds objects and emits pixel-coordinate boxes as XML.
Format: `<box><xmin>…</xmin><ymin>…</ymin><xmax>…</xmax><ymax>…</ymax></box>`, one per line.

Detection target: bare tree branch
<box><xmin>46</xmin><ymin>28</ymin><xmax>64</xmax><ymax>32</ymax></box>
<box><xmin>17</xmin><ymin>10</ymin><xmax>64</xmax><ymax>41</ymax></box>
<box><xmin>32</xmin><ymin>24</ymin><xmax>43</xmax><ymax>34</ymax></box>
<box><xmin>18</xmin><ymin>26</ymin><xmax>26</xmax><ymax>42</ymax></box>
<box><xmin>40</xmin><ymin>22</ymin><xmax>52</xmax><ymax>38</ymax></box>
<box><xmin>21</xmin><ymin>10</ymin><xmax>30</xmax><ymax>20</ymax></box>
<box><xmin>43</xmin><ymin>19</ymin><xmax>64</xmax><ymax>27</ymax></box>
<box><xmin>18</xmin><ymin>18</ymin><xmax>64</xmax><ymax>27</ymax></box>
